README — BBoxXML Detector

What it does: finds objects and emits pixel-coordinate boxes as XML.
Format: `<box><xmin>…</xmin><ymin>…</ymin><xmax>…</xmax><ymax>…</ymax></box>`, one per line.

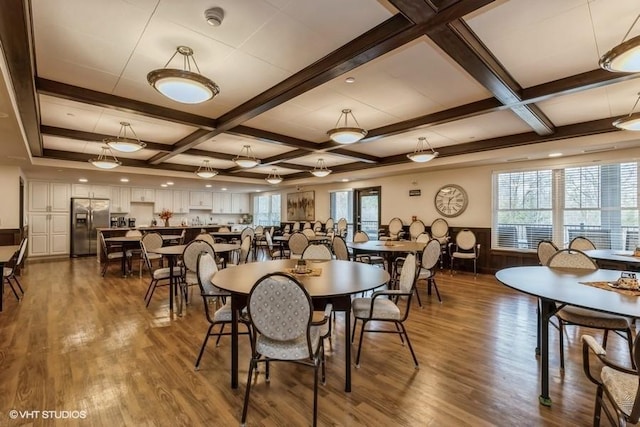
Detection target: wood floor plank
<box><xmin>0</xmin><ymin>257</ymin><xmax>626</xmax><ymax>425</ymax></box>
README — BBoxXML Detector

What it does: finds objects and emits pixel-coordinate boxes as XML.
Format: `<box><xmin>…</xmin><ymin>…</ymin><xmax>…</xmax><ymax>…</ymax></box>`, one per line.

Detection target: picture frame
<box><xmin>287</xmin><ymin>191</ymin><xmax>315</xmax><ymax>221</ymax></box>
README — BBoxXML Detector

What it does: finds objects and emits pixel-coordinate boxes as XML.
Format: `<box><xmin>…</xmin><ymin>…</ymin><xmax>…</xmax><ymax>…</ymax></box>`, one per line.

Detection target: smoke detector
<box><xmin>204</xmin><ymin>7</ymin><xmax>224</xmax><ymax>26</ymax></box>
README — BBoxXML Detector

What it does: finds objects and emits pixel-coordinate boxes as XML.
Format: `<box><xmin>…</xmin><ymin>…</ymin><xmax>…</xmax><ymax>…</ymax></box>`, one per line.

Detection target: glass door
<box><xmin>354</xmin><ymin>187</ymin><xmax>381</xmax><ymax>240</ymax></box>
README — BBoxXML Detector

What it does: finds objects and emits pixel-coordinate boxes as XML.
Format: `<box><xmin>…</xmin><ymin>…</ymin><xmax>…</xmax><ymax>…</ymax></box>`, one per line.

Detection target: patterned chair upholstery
<box><xmin>380</xmin><ymin>217</ymin><xmax>403</xmax><ymax>241</ymax></box>
<box><xmin>141</xmin><ymin>240</ymin><xmax>183</xmax><ymax>308</ymax></box>
<box><xmin>351</xmin><ymin>253</ymin><xmax>419</xmax><ymax>368</ymax></box>
<box><xmin>536</xmin><ymin>240</ymin><xmax>558</xmax><ymax>266</ymax></box>
<box><xmin>569</xmin><ymin>236</ymin><xmax>597</xmax><ymax>251</ymax></box>
<box><xmin>227</xmin><ymin>235</ymin><xmax>252</xmax><ymax>267</ymax></box>
<box><xmin>448</xmin><ymin>229</ymin><xmax>481</xmax><ymax>276</ymax></box>
<box><xmin>100</xmin><ymin>233</ymin><xmax>132</xmax><ymax>277</ymax></box>
<box><xmin>301</xmin><ymin>243</ymin><xmax>333</xmax><ymax>261</ymax></box>
<box><xmin>140</xmin><ymin>232</ymin><xmax>163</xmax><ymax>275</ymax></box>
<box><xmin>242</xmin><ymin>273</ymin><xmax>331</xmax><ymax>427</ymax></box>
<box><xmin>408</xmin><ymin>220</ymin><xmax>426</xmax><ymax>241</ymax></box>
<box><xmin>302</xmin><ymin>228</ymin><xmax>316</xmax><ymax>238</ymax></box>
<box><xmin>332</xmin><ymin>236</ymin><xmax>350</xmax><ymax>261</ymax></box>
<box><xmin>582</xmin><ymin>334</ymin><xmax>640</xmax><ymax>426</ymax></box>
<box><xmin>548</xmin><ymin>248</ymin><xmax>634</xmax><ymax>372</ymax></box>
<box><xmin>417</xmin><ymin>239</ymin><xmax>442</xmax><ymax>305</ymax></box>
<box><xmin>194</xmin><ymin>252</ymin><xmax>251</xmax><ymax>369</ymax></box>
<box><xmin>264</xmin><ymin>231</ymin><xmax>288</xmax><ymax>259</ymax></box>
<box><xmin>415</xmin><ymin>232</ymin><xmax>431</xmax><ymax>243</ymax></box>
<box><xmin>352</xmin><ymin>231</ymin><xmax>385</xmax><ymax>266</ymax></box>
<box><xmin>336</xmin><ymin>218</ymin><xmax>348</xmax><ymax>238</ymax></box>
<box><xmin>288</xmin><ymin>232</ymin><xmax>309</xmax><ymax>259</ymax></box>
<box><xmin>430</xmin><ymin>218</ymin><xmax>450</xmax><ymax>245</ymax></box>
<box><xmin>180</xmin><ymin>240</ymin><xmax>216</xmax><ymax>315</ymax></box>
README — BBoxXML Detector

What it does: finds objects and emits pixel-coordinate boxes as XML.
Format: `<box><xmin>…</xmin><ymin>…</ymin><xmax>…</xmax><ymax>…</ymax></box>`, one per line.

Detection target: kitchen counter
<box><xmin>97</xmin><ymin>224</ymin><xmax>248</xmax><ymax>232</ymax></box>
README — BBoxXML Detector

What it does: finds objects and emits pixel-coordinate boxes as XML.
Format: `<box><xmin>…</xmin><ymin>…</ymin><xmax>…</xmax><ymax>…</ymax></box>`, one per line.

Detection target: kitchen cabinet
<box><xmin>29</xmin><ymin>181</ymin><xmax>70</xmax><ymax>212</ymax></box>
<box><xmin>154</xmin><ymin>190</ymin><xmax>174</xmax><ymax>213</ymax></box>
<box><xmin>72</xmin><ymin>184</ymin><xmax>110</xmax><ymax>199</ymax></box>
<box><xmin>189</xmin><ymin>191</ymin><xmax>213</xmax><ymax>210</ymax></box>
<box><xmin>28</xmin><ymin>212</ymin><xmax>69</xmax><ymax>256</ymax></box>
<box><xmin>212</xmin><ymin>192</ymin><xmax>232</xmax><ymax>213</ymax></box>
<box><xmin>110</xmin><ymin>187</ymin><xmax>131</xmax><ymax>213</ymax></box>
<box><xmin>130</xmin><ymin>188</ymin><xmax>155</xmax><ymax>203</ymax></box>
<box><xmin>231</xmin><ymin>193</ymin><xmax>250</xmax><ymax>213</ymax></box>
<box><xmin>173</xmin><ymin>191</ymin><xmax>190</xmax><ymax>214</ymax></box>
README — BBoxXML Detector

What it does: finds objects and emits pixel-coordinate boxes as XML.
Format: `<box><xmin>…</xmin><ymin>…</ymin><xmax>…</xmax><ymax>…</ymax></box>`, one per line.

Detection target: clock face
<box><xmin>434</xmin><ymin>184</ymin><xmax>468</xmax><ymax>217</ymax></box>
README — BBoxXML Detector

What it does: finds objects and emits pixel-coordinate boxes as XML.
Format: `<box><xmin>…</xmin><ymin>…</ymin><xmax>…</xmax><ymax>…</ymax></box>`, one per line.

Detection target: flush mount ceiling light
<box><xmin>104</xmin><ymin>121</ymin><xmax>146</xmax><ymax>153</ymax></box>
<box><xmin>327</xmin><ymin>109</ymin><xmax>367</xmax><ymax>144</ymax></box>
<box><xmin>310</xmin><ymin>158</ymin><xmax>332</xmax><ymax>177</ymax></box>
<box><xmin>195</xmin><ymin>159</ymin><xmax>218</xmax><ymax>178</ymax></box>
<box><xmin>234</xmin><ymin>145</ymin><xmax>260</xmax><ymax>168</ymax></box>
<box><xmin>147</xmin><ymin>46</ymin><xmax>220</xmax><ymax>104</ymax></box>
<box><xmin>613</xmin><ymin>92</ymin><xmax>640</xmax><ymax>130</ymax></box>
<box><xmin>204</xmin><ymin>7</ymin><xmax>224</xmax><ymax>26</ymax></box>
<box><xmin>407</xmin><ymin>136</ymin><xmax>439</xmax><ymax>163</ymax></box>
<box><xmin>89</xmin><ymin>146</ymin><xmax>121</xmax><ymax>169</ymax></box>
<box><xmin>265</xmin><ymin>168</ymin><xmax>283</xmax><ymax>184</ymax></box>
<box><xmin>600</xmin><ymin>14</ymin><xmax>640</xmax><ymax>72</ymax></box>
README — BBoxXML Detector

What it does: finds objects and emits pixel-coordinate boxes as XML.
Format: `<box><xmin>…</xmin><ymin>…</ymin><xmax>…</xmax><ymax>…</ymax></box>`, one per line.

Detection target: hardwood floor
<box><xmin>0</xmin><ymin>257</ymin><xmax>628</xmax><ymax>426</ymax></box>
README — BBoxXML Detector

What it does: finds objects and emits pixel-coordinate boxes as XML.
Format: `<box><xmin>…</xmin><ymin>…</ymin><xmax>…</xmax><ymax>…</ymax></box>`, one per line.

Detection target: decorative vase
<box><xmin>164</xmin><ymin>219</ymin><xmax>170</xmax><ymax>227</ymax></box>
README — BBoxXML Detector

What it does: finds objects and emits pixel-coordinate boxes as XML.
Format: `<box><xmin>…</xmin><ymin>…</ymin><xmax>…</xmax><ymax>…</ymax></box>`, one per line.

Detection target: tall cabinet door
<box><xmin>28</xmin><ymin>213</ymin><xmax>50</xmax><ymax>256</ymax></box>
<box><xmin>50</xmin><ymin>214</ymin><xmax>69</xmax><ymax>254</ymax></box>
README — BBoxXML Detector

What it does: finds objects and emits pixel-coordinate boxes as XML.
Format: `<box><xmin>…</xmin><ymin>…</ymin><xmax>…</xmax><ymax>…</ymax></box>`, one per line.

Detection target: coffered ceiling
<box><xmin>1</xmin><ymin>0</ymin><xmax>640</xmax><ymax>191</ymax></box>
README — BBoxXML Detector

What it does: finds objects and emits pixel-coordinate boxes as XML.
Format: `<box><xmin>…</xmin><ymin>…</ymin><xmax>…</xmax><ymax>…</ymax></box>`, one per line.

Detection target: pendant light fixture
<box><xmin>310</xmin><ymin>158</ymin><xmax>332</xmax><ymax>177</ymax></box>
<box><xmin>600</xmin><ymin>14</ymin><xmax>640</xmax><ymax>72</ymax></box>
<box><xmin>147</xmin><ymin>46</ymin><xmax>220</xmax><ymax>104</ymax></box>
<box><xmin>233</xmin><ymin>145</ymin><xmax>260</xmax><ymax>168</ymax></box>
<box><xmin>407</xmin><ymin>137</ymin><xmax>439</xmax><ymax>163</ymax></box>
<box><xmin>89</xmin><ymin>146</ymin><xmax>122</xmax><ymax>169</ymax></box>
<box><xmin>327</xmin><ymin>109</ymin><xmax>367</xmax><ymax>144</ymax></box>
<box><xmin>104</xmin><ymin>121</ymin><xmax>146</xmax><ymax>153</ymax></box>
<box><xmin>613</xmin><ymin>92</ymin><xmax>640</xmax><ymax>130</ymax></box>
<box><xmin>195</xmin><ymin>159</ymin><xmax>218</xmax><ymax>178</ymax></box>
<box><xmin>265</xmin><ymin>168</ymin><xmax>283</xmax><ymax>184</ymax></box>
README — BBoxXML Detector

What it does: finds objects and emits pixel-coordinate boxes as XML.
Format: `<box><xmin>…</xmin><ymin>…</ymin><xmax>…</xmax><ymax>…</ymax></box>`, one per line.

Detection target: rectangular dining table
<box><xmin>495</xmin><ymin>265</ymin><xmax>640</xmax><ymax>407</ymax></box>
<box><xmin>211</xmin><ymin>259</ymin><xmax>390</xmax><ymax>392</ymax></box>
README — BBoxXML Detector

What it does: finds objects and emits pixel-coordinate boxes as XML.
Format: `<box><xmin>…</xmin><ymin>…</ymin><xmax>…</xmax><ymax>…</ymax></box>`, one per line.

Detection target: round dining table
<box><xmin>212</xmin><ymin>259</ymin><xmax>390</xmax><ymax>392</ymax></box>
<box><xmin>347</xmin><ymin>240</ymin><xmax>426</xmax><ymax>278</ymax></box>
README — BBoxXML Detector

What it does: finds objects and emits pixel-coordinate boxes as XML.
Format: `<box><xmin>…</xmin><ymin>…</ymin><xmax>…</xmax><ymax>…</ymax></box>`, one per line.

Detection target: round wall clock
<box><xmin>434</xmin><ymin>184</ymin><xmax>468</xmax><ymax>217</ymax></box>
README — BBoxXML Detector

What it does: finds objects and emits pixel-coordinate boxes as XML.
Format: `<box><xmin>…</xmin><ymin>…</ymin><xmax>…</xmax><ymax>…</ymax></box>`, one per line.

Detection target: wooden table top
<box><xmin>496</xmin><ymin>266</ymin><xmax>640</xmax><ymax>317</ymax></box>
<box><xmin>0</xmin><ymin>245</ymin><xmax>20</xmax><ymax>263</ymax></box>
<box><xmin>347</xmin><ymin>240</ymin><xmax>427</xmax><ymax>253</ymax></box>
<box><xmin>212</xmin><ymin>259</ymin><xmax>390</xmax><ymax>297</ymax></box>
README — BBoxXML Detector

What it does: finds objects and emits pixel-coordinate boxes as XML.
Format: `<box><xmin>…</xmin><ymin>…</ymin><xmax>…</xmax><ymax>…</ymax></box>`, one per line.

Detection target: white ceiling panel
<box><xmin>430</xmin><ymin>110</ymin><xmax>533</xmax><ymax>142</ymax></box>
<box><xmin>286</xmin><ymin>153</ymin><xmax>353</xmax><ymax>168</ymax></box>
<box><xmin>164</xmin><ymin>154</ymin><xmax>236</xmax><ymax>170</ymax></box>
<box><xmin>251</xmin><ymin>165</ymin><xmax>303</xmax><ymax>176</ymax></box>
<box><xmin>197</xmin><ymin>133</ymin><xmax>292</xmax><ymax>158</ymax></box>
<box><xmin>43</xmin><ymin>135</ymin><xmax>155</xmax><ymax>160</ymax></box>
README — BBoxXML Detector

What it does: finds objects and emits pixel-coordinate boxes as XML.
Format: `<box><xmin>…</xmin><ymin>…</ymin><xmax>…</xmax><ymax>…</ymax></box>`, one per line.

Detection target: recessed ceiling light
<box><xmin>78</xmin><ymin>178</ymin><xmax>88</xmax><ymax>183</ymax></box>
<box><xmin>548</xmin><ymin>152</ymin><xmax>563</xmax><ymax>158</ymax></box>
<box><xmin>345</xmin><ymin>76</ymin><xmax>355</xmax><ymax>83</ymax></box>
<box><xmin>221</xmin><ymin>188</ymin><xmax>227</xmax><ymax>191</ymax></box>
<box><xmin>205</xmin><ymin>184</ymin><xmax>212</xmax><ymax>188</ymax></box>
<box><xmin>160</xmin><ymin>184</ymin><xmax>168</xmax><ymax>187</ymax></box>
<box><xmin>341</xmin><ymin>178</ymin><xmax>349</xmax><ymax>182</ymax></box>
<box><xmin>255</xmin><ymin>190</ymin><xmax>261</xmax><ymax>192</ymax></box>
<box><xmin>120</xmin><ymin>178</ymin><xmax>129</xmax><ymax>183</ymax></box>
<box><xmin>166</xmin><ymin>181</ymin><xmax>174</xmax><ymax>185</ymax></box>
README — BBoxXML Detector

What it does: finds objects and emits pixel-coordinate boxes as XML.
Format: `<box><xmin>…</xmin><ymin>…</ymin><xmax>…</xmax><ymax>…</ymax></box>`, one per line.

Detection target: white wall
<box><xmin>0</xmin><ymin>166</ymin><xmax>23</xmax><ymax>228</ymax></box>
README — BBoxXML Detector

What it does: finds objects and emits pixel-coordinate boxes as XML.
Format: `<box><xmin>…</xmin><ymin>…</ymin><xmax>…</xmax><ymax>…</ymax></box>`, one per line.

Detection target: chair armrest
<box><xmin>475</xmin><ymin>243</ymin><xmax>481</xmax><ymax>256</ymax></box>
<box><xmin>582</xmin><ymin>335</ymin><xmax>636</xmax><ymax>387</ymax></box>
<box><xmin>311</xmin><ymin>303</ymin><xmax>333</xmax><ymax>326</ymax></box>
<box><xmin>372</xmin><ymin>289</ymin><xmax>412</xmax><ymax>298</ymax></box>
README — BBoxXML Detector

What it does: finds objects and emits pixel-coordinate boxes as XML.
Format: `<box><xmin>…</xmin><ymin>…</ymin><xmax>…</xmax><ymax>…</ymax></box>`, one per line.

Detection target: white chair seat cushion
<box><xmin>602</xmin><ymin>366</ymin><xmax>637</xmax><ymax>416</ymax></box>
<box><xmin>3</xmin><ymin>267</ymin><xmax>12</xmax><ymax>277</ymax></box>
<box><xmin>352</xmin><ymin>297</ymin><xmax>401</xmax><ymax>320</ymax></box>
<box><xmin>146</xmin><ymin>253</ymin><xmax>162</xmax><ymax>261</ymax></box>
<box><xmin>153</xmin><ymin>266</ymin><xmax>183</xmax><ymax>280</ymax></box>
<box><xmin>452</xmin><ymin>251</ymin><xmax>476</xmax><ymax>259</ymax></box>
<box><xmin>256</xmin><ymin>326</ymin><xmax>321</xmax><ymax>360</ymax></box>
<box><xmin>213</xmin><ymin>302</ymin><xmax>232</xmax><ymax>322</ymax></box>
<box><xmin>290</xmin><ymin>254</ymin><xmax>302</xmax><ymax>260</ymax></box>
<box><xmin>557</xmin><ymin>306</ymin><xmax>630</xmax><ymax>329</ymax></box>
<box><xmin>107</xmin><ymin>252</ymin><xmax>126</xmax><ymax>259</ymax></box>
<box><xmin>417</xmin><ymin>268</ymin><xmax>433</xmax><ymax>280</ymax></box>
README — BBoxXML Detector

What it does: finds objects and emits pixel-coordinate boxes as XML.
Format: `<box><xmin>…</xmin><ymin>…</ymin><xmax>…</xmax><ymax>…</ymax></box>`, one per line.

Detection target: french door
<box><xmin>354</xmin><ymin>187</ymin><xmax>381</xmax><ymax>239</ymax></box>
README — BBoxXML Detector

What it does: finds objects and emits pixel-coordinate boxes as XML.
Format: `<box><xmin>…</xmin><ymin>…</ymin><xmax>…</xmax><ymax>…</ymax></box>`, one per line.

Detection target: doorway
<box><xmin>354</xmin><ymin>187</ymin><xmax>381</xmax><ymax>239</ymax></box>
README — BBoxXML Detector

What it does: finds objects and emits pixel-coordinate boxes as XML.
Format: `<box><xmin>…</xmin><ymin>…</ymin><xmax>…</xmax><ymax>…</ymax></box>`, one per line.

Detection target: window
<box><xmin>330</xmin><ymin>190</ymin><xmax>353</xmax><ymax>240</ymax></box>
<box><xmin>493</xmin><ymin>162</ymin><xmax>639</xmax><ymax>250</ymax></box>
<box><xmin>253</xmin><ymin>194</ymin><xmax>281</xmax><ymax>226</ymax></box>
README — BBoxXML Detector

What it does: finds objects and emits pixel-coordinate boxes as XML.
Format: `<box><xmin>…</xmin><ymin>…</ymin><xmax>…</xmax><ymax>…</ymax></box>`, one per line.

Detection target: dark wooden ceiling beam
<box><xmin>427</xmin><ymin>20</ymin><xmax>555</xmax><ymax>135</ymax></box>
<box><xmin>328</xmin><ymin>148</ymin><xmax>380</xmax><ymax>163</ymax></box>
<box><xmin>260</xmin><ymin>149</ymin><xmax>310</xmax><ymax>165</ymax></box>
<box><xmin>41</xmin><ymin>125</ymin><xmax>171</xmax><ymax>152</ymax></box>
<box><xmin>36</xmin><ymin>78</ymin><xmax>217</xmax><ymax>130</ymax></box>
<box><xmin>0</xmin><ymin>0</ymin><xmax>42</xmax><ymax>156</ymax></box>
<box><xmin>387</xmin><ymin>0</ymin><xmax>436</xmax><ymax>23</ymax></box>
<box><xmin>227</xmin><ymin>126</ymin><xmax>318</xmax><ymax>151</ymax></box>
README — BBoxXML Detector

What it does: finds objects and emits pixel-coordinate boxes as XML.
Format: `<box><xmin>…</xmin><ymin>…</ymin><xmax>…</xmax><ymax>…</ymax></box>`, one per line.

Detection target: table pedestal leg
<box><xmin>538</xmin><ymin>297</ymin><xmax>553</xmax><ymax>406</ymax></box>
<box><xmin>344</xmin><ymin>298</ymin><xmax>351</xmax><ymax>392</ymax></box>
<box><xmin>231</xmin><ymin>295</ymin><xmax>239</xmax><ymax>389</ymax></box>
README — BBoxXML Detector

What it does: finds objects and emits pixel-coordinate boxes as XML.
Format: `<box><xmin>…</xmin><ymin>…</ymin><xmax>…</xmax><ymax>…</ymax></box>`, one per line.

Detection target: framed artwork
<box><xmin>287</xmin><ymin>191</ymin><xmax>315</xmax><ymax>221</ymax></box>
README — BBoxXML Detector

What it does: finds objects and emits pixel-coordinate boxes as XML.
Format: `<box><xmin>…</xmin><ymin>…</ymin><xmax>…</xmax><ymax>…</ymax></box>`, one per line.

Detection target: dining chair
<box><xmin>100</xmin><ymin>233</ymin><xmax>131</xmax><ymax>277</ymax></box>
<box><xmin>302</xmin><ymin>228</ymin><xmax>316</xmax><ymax>239</ymax></box>
<box><xmin>352</xmin><ymin>231</ymin><xmax>385</xmax><ymax>266</ymax></box>
<box><xmin>301</xmin><ymin>243</ymin><xmax>332</xmax><ymax>261</ymax></box>
<box><xmin>4</xmin><ymin>236</ymin><xmax>27</xmax><ymax>299</ymax></box>
<box><xmin>313</xmin><ymin>220</ymin><xmax>322</xmax><ymax>234</ymax></box>
<box><xmin>547</xmin><ymin>248</ymin><xmax>634</xmax><ymax>372</ymax></box>
<box><xmin>226</xmin><ymin>235</ymin><xmax>252</xmax><ymax>267</ymax></box>
<box><xmin>196</xmin><ymin>232</ymin><xmax>216</xmax><ymax>247</ymax></box>
<box><xmin>292</xmin><ymin>221</ymin><xmax>300</xmax><ymax>232</ymax></box>
<box><xmin>351</xmin><ymin>253</ymin><xmax>419</xmax><ymax>368</ymax></box>
<box><xmin>264</xmin><ymin>231</ymin><xmax>287</xmax><ymax>259</ymax></box>
<box><xmin>140</xmin><ymin>232</ymin><xmax>163</xmax><ymax>276</ymax></box>
<box><xmin>417</xmin><ymin>239</ymin><xmax>443</xmax><ymax>304</ymax></box>
<box><xmin>332</xmin><ymin>235</ymin><xmax>350</xmax><ymax>261</ymax></box>
<box><xmin>569</xmin><ymin>236</ymin><xmax>597</xmax><ymax>251</ymax></box>
<box><xmin>431</xmin><ymin>218</ymin><xmax>450</xmax><ymax>269</ymax></box>
<box><xmin>337</xmin><ymin>218</ymin><xmax>347</xmax><ymax>238</ymax></box>
<box><xmin>242</xmin><ymin>272</ymin><xmax>331</xmax><ymax>427</ymax></box>
<box><xmin>582</xmin><ymin>334</ymin><xmax>640</xmax><ymax>426</ymax></box>
<box><xmin>194</xmin><ymin>252</ymin><xmax>252</xmax><ymax>370</ymax></box>
<box><xmin>408</xmin><ymin>220</ymin><xmax>426</xmax><ymax>241</ymax></box>
<box><xmin>448</xmin><ymin>229</ymin><xmax>480</xmax><ymax>276</ymax></box>
<box><xmin>325</xmin><ymin>218</ymin><xmax>335</xmax><ymax>234</ymax></box>
<box><xmin>288</xmin><ymin>232</ymin><xmax>309</xmax><ymax>259</ymax></box>
<box><xmin>536</xmin><ymin>240</ymin><xmax>558</xmax><ymax>266</ymax></box>
<box><xmin>415</xmin><ymin>232</ymin><xmax>431</xmax><ymax>243</ymax></box>
<box><xmin>379</xmin><ymin>217</ymin><xmax>403</xmax><ymax>241</ymax></box>
<box><xmin>141</xmin><ymin>240</ymin><xmax>183</xmax><ymax>308</ymax></box>
<box><xmin>179</xmin><ymin>240</ymin><xmax>216</xmax><ymax>315</ymax></box>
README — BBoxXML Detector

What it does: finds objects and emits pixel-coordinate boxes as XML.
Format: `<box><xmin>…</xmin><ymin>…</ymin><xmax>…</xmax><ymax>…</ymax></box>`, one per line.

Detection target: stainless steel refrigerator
<box><xmin>70</xmin><ymin>198</ymin><xmax>110</xmax><ymax>257</ymax></box>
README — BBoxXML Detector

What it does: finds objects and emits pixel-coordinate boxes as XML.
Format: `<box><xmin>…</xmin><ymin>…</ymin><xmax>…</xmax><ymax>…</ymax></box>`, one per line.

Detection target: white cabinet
<box><xmin>28</xmin><ymin>212</ymin><xmax>69</xmax><ymax>256</ymax></box>
<box><xmin>72</xmin><ymin>184</ymin><xmax>110</xmax><ymax>199</ymax></box>
<box><xmin>154</xmin><ymin>190</ymin><xmax>174</xmax><ymax>213</ymax></box>
<box><xmin>131</xmin><ymin>188</ymin><xmax>155</xmax><ymax>203</ymax></box>
<box><xmin>189</xmin><ymin>191</ymin><xmax>213</xmax><ymax>209</ymax></box>
<box><xmin>231</xmin><ymin>193</ymin><xmax>250</xmax><ymax>213</ymax></box>
<box><xmin>110</xmin><ymin>187</ymin><xmax>131</xmax><ymax>213</ymax></box>
<box><xmin>212</xmin><ymin>192</ymin><xmax>232</xmax><ymax>213</ymax></box>
<box><xmin>29</xmin><ymin>181</ymin><xmax>70</xmax><ymax>212</ymax></box>
<box><xmin>173</xmin><ymin>191</ymin><xmax>190</xmax><ymax>214</ymax></box>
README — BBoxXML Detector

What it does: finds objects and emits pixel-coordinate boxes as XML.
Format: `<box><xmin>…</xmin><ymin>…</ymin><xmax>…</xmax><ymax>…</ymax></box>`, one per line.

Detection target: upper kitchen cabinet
<box><xmin>231</xmin><ymin>194</ymin><xmax>250</xmax><ymax>214</ymax></box>
<box><xmin>110</xmin><ymin>187</ymin><xmax>131</xmax><ymax>213</ymax></box>
<box><xmin>173</xmin><ymin>191</ymin><xmax>190</xmax><ymax>214</ymax></box>
<box><xmin>29</xmin><ymin>181</ymin><xmax>70</xmax><ymax>212</ymax></box>
<box><xmin>154</xmin><ymin>190</ymin><xmax>174</xmax><ymax>213</ymax></box>
<box><xmin>71</xmin><ymin>184</ymin><xmax>110</xmax><ymax>199</ymax></box>
<box><xmin>130</xmin><ymin>188</ymin><xmax>155</xmax><ymax>203</ymax></box>
<box><xmin>189</xmin><ymin>191</ymin><xmax>213</xmax><ymax>210</ymax></box>
<box><xmin>212</xmin><ymin>192</ymin><xmax>232</xmax><ymax>213</ymax></box>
